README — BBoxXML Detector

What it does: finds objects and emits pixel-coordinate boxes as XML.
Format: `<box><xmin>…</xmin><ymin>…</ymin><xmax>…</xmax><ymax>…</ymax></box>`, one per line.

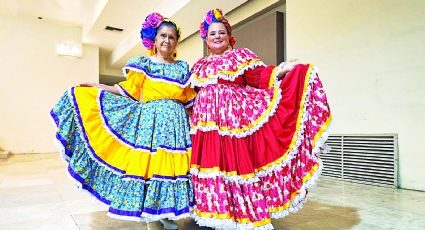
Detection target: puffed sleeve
<box><xmin>182</xmin><ymin>86</ymin><xmax>197</xmax><ymax>109</ymax></box>
<box><xmin>115</xmin><ymin>70</ymin><xmax>145</xmax><ymax>101</ymax></box>
<box><xmin>244</xmin><ymin>65</ymin><xmax>278</xmax><ymax>89</ymax></box>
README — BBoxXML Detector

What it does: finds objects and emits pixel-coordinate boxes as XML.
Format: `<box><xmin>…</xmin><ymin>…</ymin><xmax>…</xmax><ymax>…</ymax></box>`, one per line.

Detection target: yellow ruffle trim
<box><xmin>192</xmin><ymin>80</ymin><xmax>280</xmax><ymax>135</ymax></box>
<box><xmin>191</xmin><ymin>59</ymin><xmax>262</xmax><ymax>82</ymax></box>
<box><xmin>73</xmin><ymin>87</ymin><xmax>191</xmax><ymax>179</ymax></box>
<box><xmin>267</xmin><ymin>162</ymin><xmax>319</xmax><ymax>213</ymax></box>
<box><xmin>192</xmin><ymin>65</ymin><xmax>329</xmax><ymax>177</ymax></box>
<box><xmin>194</xmin><ymin>209</ymin><xmax>272</xmax><ymax>227</ymax></box>
<box><xmin>193</xmin><ymin>163</ymin><xmax>320</xmax><ymax>222</ymax></box>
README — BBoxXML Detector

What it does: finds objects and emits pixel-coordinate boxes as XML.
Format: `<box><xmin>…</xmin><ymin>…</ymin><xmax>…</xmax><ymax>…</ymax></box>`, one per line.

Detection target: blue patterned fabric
<box><xmin>100</xmin><ymin>91</ymin><xmax>191</xmax><ymax>151</ymax></box>
<box><xmin>50</xmin><ymin>88</ymin><xmax>194</xmax><ymax>221</ymax></box>
<box><xmin>123</xmin><ymin>56</ymin><xmax>190</xmax><ymax>87</ymax></box>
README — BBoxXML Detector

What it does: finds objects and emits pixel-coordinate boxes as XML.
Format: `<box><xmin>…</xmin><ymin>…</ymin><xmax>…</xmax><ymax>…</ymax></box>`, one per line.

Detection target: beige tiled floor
<box><xmin>1</xmin><ymin>153</ymin><xmax>425</xmax><ymax>230</ymax></box>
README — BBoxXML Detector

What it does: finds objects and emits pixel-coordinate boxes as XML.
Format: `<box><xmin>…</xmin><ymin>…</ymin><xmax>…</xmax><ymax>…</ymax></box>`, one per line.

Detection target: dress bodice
<box><xmin>117</xmin><ymin>56</ymin><xmax>196</xmax><ymax>107</ymax></box>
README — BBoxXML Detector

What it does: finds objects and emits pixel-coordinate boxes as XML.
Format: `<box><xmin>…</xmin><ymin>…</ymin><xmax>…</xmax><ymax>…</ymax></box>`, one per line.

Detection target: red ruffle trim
<box><xmin>191</xmin><ymin>64</ymin><xmax>329</xmax><ymax>174</ymax></box>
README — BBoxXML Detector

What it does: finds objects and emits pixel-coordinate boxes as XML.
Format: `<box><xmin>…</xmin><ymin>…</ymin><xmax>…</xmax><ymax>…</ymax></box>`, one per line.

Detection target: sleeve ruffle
<box><xmin>115</xmin><ymin>71</ymin><xmax>145</xmax><ymax>101</ymax></box>
<box><xmin>183</xmin><ymin>87</ymin><xmax>197</xmax><ymax>108</ymax></box>
<box><xmin>243</xmin><ymin>66</ymin><xmax>277</xmax><ymax>89</ymax></box>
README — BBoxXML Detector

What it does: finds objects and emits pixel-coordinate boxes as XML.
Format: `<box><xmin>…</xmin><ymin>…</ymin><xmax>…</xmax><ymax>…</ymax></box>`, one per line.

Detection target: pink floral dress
<box><xmin>189</xmin><ymin>48</ymin><xmax>332</xmax><ymax>230</ymax></box>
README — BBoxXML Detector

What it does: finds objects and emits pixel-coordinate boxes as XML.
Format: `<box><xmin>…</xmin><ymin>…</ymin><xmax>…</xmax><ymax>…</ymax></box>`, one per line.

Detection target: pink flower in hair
<box><xmin>205</xmin><ymin>14</ymin><xmax>212</xmax><ymax>25</ymax></box>
<box><xmin>142</xmin><ymin>37</ymin><xmax>154</xmax><ymax>50</ymax></box>
<box><xmin>145</xmin><ymin>13</ymin><xmax>163</xmax><ymax>28</ymax></box>
<box><xmin>200</xmin><ymin>28</ymin><xmax>207</xmax><ymax>38</ymax></box>
<box><xmin>142</xmin><ymin>22</ymin><xmax>149</xmax><ymax>29</ymax></box>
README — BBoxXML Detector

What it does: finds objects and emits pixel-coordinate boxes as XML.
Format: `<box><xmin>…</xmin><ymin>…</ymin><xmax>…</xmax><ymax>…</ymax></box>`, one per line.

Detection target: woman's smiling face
<box><xmin>206</xmin><ymin>22</ymin><xmax>230</xmax><ymax>56</ymax></box>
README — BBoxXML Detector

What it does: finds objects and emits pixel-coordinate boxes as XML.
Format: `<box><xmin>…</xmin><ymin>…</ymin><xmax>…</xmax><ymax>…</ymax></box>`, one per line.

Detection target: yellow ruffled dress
<box><xmin>50</xmin><ymin>56</ymin><xmax>196</xmax><ymax>221</ymax></box>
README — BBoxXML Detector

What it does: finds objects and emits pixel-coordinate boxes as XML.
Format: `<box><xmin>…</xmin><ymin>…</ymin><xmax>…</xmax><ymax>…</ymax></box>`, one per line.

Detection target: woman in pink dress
<box><xmin>188</xmin><ymin>9</ymin><xmax>333</xmax><ymax>230</ymax></box>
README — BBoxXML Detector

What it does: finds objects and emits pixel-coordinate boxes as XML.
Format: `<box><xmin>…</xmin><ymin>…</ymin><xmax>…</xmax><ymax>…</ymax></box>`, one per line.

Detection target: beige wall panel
<box><xmin>177</xmin><ymin>33</ymin><xmax>205</xmax><ymax>68</ymax></box>
<box><xmin>178</xmin><ymin>0</ymin><xmax>284</xmax><ymax>67</ymax></box>
<box><xmin>0</xmin><ymin>14</ymin><xmax>99</xmax><ymax>153</ymax></box>
<box><xmin>233</xmin><ymin>11</ymin><xmax>284</xmax><ymax>66</ymax></box>
<box><xmin>286</xmin><ymin>0</ymin><xmax>425</xmax><ymax>190</ymax></box>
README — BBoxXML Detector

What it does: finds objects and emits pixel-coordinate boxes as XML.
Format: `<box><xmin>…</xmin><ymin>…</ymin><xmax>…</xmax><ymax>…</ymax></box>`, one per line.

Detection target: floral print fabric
<box><xmin>190</xmin><ymin>83</ymin><xmax>279</xmax><ymax>138</ymax></box>
<box><xmin>123</xmin><ymin>56</ymin><xmax>190</xmax><ymax>88</ymax></box>
<box><xmin>189</xmin><ymin>48</ymin><xmax>266</xmax><ymax>87</ymax></box>
<box><xmin>189</xmin><ymin>62</ymin><xmax>332</xmax><ymax>230</ymax></box>
<box><xmin>100</xmin><ymin>91</ymin><xmax>191</xmax><ymax>151</ymax></box>
<box><xmin>50</xmin><ymin>58</ymin><xmax>194</xmax><ymax>222</ymax></box>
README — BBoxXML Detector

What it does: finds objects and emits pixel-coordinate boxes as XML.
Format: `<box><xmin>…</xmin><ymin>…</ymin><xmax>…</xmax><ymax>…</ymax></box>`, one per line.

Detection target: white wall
<box><xmin>0</xmin><ymin>14</ymin><xmax>99</xmax><ymax>153</ymax></box>
<box><xmin>99</xmin><ymin>55</ymin><xmax>123</xmax><ymax>77</ymax></box>
<box><xmin>178</xmin><ymin>33</ymin><xmax>204</xmax><ymax>67</ymax></box>
<box><xmin>2</xmin><ymin>0</ymin><xmax>423</xmax><ymax>191</ymax></box>
<box><xmin>178</xmin><ymin>0</ymin><xmax>283</xmax><ymax>67</ymax></box>
<box><xmin>286</xmin><ymin>0</ymin><xmax>425</xmax><ymax>190</ymax></box>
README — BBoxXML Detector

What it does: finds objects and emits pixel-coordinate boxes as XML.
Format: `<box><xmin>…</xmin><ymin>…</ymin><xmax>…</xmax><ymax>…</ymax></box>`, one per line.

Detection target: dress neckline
<box><xmin>146</xmin><ymin>56</ymin><xmax>178</xmax><ymax>65</ymax></box>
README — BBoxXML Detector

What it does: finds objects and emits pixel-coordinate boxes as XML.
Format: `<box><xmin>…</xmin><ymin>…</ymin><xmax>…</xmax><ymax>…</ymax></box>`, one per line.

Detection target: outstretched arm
<box><xmin>277</xmin><ymin>62</ymin><xmax>300</xmax><ymax>80</ymax></box>
<box><xmin>244</xmin><ymin>61</ymin><xmax>300</xmax><ymax>89</ymax></box>
<box><xmin>78</xmin><ymin>83</ymin><xmax>121</xmax><ymax>95</ymax></box>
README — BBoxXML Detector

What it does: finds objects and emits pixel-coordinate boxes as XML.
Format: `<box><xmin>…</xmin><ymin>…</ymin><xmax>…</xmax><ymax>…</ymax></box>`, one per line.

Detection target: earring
<box><xmin>227</xmin><ymin>44</ymin><xmax>232</xmax><ymax>50</ymax></box>
<box><xmin>206</xmin><ymin>41</ymin><xmax>212</xmax><ymax>56</ymax></box>
<box><xmin>171</xmin><ymin>50</ymin><xmax>178</xmax><ymax>59</ymax></box>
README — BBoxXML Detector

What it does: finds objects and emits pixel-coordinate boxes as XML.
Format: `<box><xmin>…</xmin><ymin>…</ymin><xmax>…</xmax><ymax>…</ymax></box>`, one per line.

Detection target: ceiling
<box><xmin>0</xmin><ymin>0</ymin><xmax>248</xmax><ymax>68</ymax></box>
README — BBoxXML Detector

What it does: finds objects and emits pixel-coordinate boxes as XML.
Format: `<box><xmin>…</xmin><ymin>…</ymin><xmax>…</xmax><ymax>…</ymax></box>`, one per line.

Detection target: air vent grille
<box><xmin>105</xmin><ymin>26</ymin><xmax>124</xmax><ymax>33</ymax></box>
<box><xmin>322</xmin><ymin>134</ymin><xmax>398</xmax><ymax>187</ymax></box>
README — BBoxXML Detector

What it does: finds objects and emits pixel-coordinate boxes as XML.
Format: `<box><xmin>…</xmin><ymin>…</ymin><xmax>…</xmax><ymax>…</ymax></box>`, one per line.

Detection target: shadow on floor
<box><xmin>273</xmin><ymin>201</ymin><xmax>361</xmax><ymax>230</ymax></box>
<box><xmin>80</xmin><ymin>211</ymin><xmax>212</xmax><ymax>230</ymax></box>
<box><xmin>82</xmin><ymin>201</ymin><xmax>359</xmax><ymax>230</ymax></box>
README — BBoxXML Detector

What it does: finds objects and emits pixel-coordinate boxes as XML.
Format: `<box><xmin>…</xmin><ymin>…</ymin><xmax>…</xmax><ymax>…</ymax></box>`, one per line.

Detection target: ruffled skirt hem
<box><xmin>50</xmin><ymin>87</ymin><xmax>194</xmax><ymax>221</ymax></box>
<box><xmin>190</xmin><ymin>64</ymin><xmax>332</xmax><ymax>229</ymax></box>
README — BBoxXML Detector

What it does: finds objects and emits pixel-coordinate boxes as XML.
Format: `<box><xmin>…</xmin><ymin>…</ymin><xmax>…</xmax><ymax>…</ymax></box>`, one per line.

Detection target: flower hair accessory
<box><xmin>200</xmin><ymin>9</ymin><xmax>236</xmax><ymax>48</ymax></box>
<box><xmin>140</xmin><ymin>12</ymin><xmax>182</xmax><ymax>58</ymax></box>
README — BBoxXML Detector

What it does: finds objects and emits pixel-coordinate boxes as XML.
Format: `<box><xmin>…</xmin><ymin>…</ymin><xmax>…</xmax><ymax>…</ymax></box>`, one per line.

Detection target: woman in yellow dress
<box><xmin>50</xmin><ymin>13</ymin><xmax>196</xmax><ymax>229</ymax></box>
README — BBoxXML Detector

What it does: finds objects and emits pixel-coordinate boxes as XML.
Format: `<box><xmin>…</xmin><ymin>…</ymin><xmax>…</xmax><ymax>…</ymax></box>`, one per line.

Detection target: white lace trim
<box><xmin>269</xmin><ymin>162</ymin><xmax>322</xmax><ymax>219</ymax></box>
<box><xmin>269</xmin><ymin>103</ymin><xmax>330</xmax><ymax>218</ymax></box>
<box><xmin>53</xmin><ymin>137</ymin><xmax>71</xmax><ymax>163</ymax></box>
<box><xmin>255</xmin><ymin>65</ymin><xmax>325</xmax><ymax>178</ymax></box>
<box><xmin>190</xmin><ymin>65</ymin><xmax>332</xmax><ymax>183</ymax></box>
<box><xmin>141</xmin><ymin>209</ymin><xmax>194</xmax><ymax>221</ymax></box>
<box><xmin>114</xmin><ymin>84</ymin><xmax>128</xmax><ymax>97</ymax></box>
<box><xmin>184</xmin><ymin>99</ymin><xmax>194</xmax><ymax>109</ymax></box>
<box><xmin>191</xmin><ymin>213</ymin><xmax>274</xmax><ymax>230</ymax></box>
<box><xmin>66</xmin><ymin>87</ymin><xmax>124</xmax><ymax>176</ymax></box>
<box><xmin>49</xmin><ymin>110</ymin><xmax>59</xmax><ymax>129</ymax></box>
<box><xmin>189</xmin><ymin>62</ymin><xmax>289</xmax><ymax>138</ymax></box>
<box><xmin>107</xmin><ymin>213</ymin><xmax>146</xmax><ymax>222</ymax></box>
<box><xmin>122</xmin><ymin>177</ymin><xmax>190</xmax><ymax>183</ymax></box>
<box><xmin>64</xmin><ymin>168</ymin><xmax>110</xmax><ymax>208</ymax></box>
<box><xmin>312</xmin><ymin>112</ymin><xmax>332</xmax><ymax>157</ymax></box>
<box><xmin>190</xmin><ymin>168</ymin><xmax>260</xmax><ymax>184</ymax></box>
<box><xmin>189</xmin><ymin>61</ymin><xmax>267</xmax><ymax>88</ymax></box>
<box><xmin>107</xmin><ymin>207</ymin><xmax>194</xmax><ymax>222</ymax></box>
<box><xmin>66</xmin><ymin>167</ymin><xmax>193</xmax><ymax>223</ymax></box>
<box><xmin>60</xmin><ymin>87</ymin><xmax>192</xmax><ymax>178</ymax></box>
<box><xmin>65</xmin><ymin>159</ymin><xmax>194</xmax><ymax>218</ymax></box>
<box><xmin>190</xmin><ymin>86</ymin><xmax>282</xmax><ymax>139</ymax></box>
<box><xmin>67</xmin><ymin>167</ymin><xmax>193</xmax><ymax>223</ymax></box>
<box><xmin>50</xmin><ymin>112</ymin><xmax>71</xmax><ymax>164</ymax></box>
<box><xmin>55</xmin><ymin>91</ymin><xmax>194</xmax><ymax>222</ymax></box>
<box><xmin>96</xmin><ymin>90</ymin><xmax>192</xmax><ymax>154</ymax></box>
<box><xmin>274</xmin><ymin>62</ymin><xmax>286</xmax><ymax>82</ymax></box>
<box><xmin>123</xmin><ymin>67</ymin><xmax>191</xmax><ymax>88</ymax></box>
<box><xmin>189</xmin><ymin>148</ymin><xmax>326</xmax><ymax>229</ymax></box>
